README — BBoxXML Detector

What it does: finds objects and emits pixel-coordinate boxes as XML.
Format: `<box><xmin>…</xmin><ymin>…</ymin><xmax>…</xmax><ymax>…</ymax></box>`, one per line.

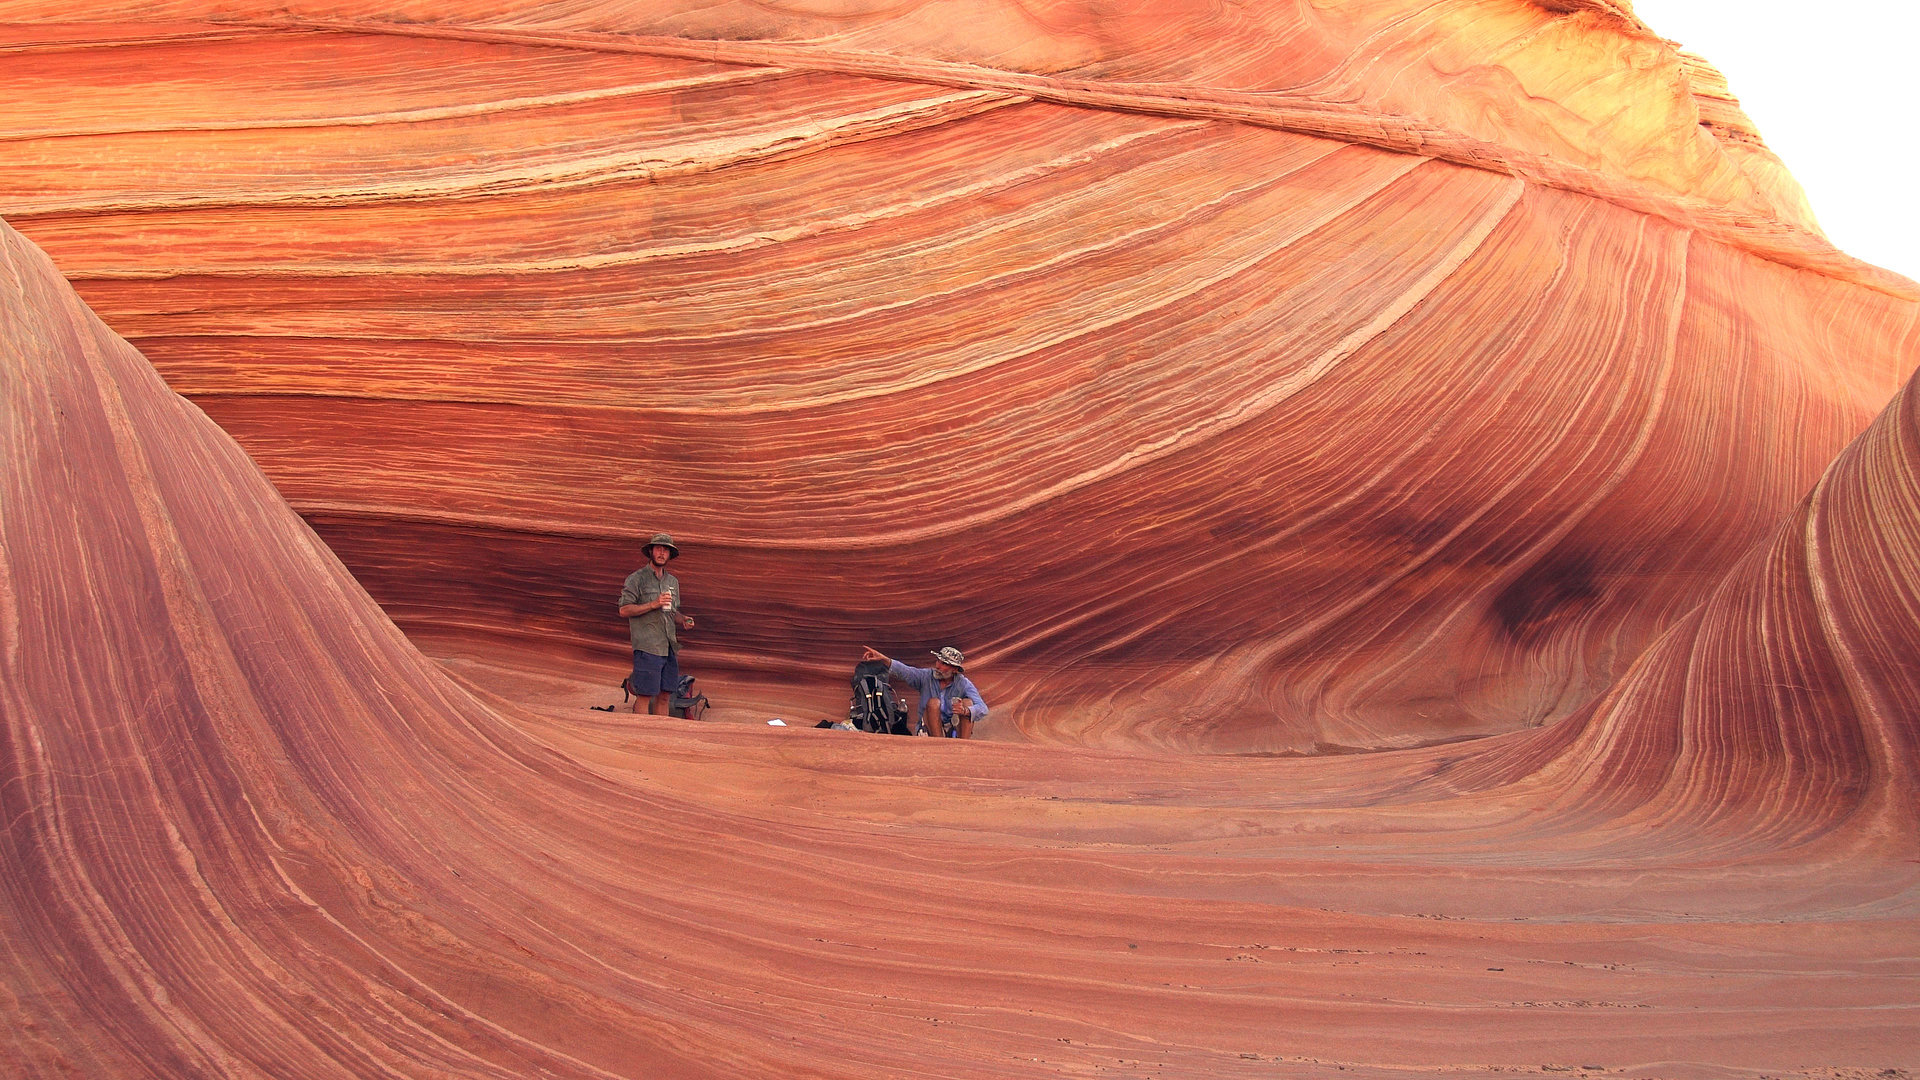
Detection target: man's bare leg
<box><xmin>921</xmin><ymin>699</ymin><xmax>945</xmax><ymax>737</ymax></box>
<box><xmin>956</xmin><ymin>711</ymin><xmax>974</xmax><ymax>739</ymax></box>
<box><xmin>649</xmin><ymin>692</ymin><xmax>671</xmax><ymax>715</ymax></box>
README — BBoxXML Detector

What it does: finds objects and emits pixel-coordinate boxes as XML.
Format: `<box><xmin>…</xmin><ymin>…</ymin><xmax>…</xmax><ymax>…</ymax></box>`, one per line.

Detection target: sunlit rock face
<box><xmin>6</xmin><ymin>214</ymin><xmax>1920</xmax><ymax>1077</ymax></box>
<box><xmin>6</xmin><ymin>1</ymin><xmax>1920</xmax><ymax>1075</ymax></box>
<box><xmin>4</xmin><ymin>3</ymin><xmax>1916</xmax><ymax>753</ymax></box>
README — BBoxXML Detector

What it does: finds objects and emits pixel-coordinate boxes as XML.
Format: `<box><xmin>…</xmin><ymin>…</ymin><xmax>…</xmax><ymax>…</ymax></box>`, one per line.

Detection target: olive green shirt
<box><xmin>619</xmin><ymin>566</ymin><xmax>681</xmax><ymax>656</ymax></box>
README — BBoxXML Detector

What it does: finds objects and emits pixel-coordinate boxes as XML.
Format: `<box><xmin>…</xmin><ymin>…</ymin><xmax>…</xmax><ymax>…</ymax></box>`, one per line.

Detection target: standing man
<box><xmin>859</xmin><ymin>645</ymin><xmax>988</xmax><ymax>738</ymax></box>
<box><xmin>618</xmin><ymin>532</ymin><xmax>695</xmax><ymax>715</ymax></box>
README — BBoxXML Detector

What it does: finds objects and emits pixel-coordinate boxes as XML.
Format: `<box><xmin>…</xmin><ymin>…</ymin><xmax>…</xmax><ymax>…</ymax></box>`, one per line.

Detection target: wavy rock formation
<box><xmin>6</xmin><ymin>212</ymin><xmax>1920</xmax><ymax>1076</ymax></box>
<box><xmin>3</xmin><ymin>4</ymin><xmax>1916</xmax><ymax>752</ymax></box>
<box><xmin>4</xmin><ymin>1</ymin><xmax>1920</xmax><ymax>1074</ymax></box>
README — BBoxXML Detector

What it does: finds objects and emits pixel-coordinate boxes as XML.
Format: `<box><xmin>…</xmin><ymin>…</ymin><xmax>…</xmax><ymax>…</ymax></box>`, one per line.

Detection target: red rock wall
<box><xmin>6</xmin><ymin>2</ymin><xmax>1920</xmax><ymax>1073</ymax></box>
<box><xmin>1409</xmin><ymin>365</ymin><xmax>1920</xmax><ymax>858</ymax></box>
<box><xmin>6</xmin><ymin>211</ymin><xmax>1918</xmax><ymax>1076</ymax></box>
<box><xmin>2</xmin><ymin>9</ymin><xmax>1915</xmax><ymax>751</ymax></box>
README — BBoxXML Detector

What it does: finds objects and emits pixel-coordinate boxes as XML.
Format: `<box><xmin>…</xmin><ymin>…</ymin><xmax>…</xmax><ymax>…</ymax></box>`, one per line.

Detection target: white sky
<box><xmin>1627</xmin><ymin>0</ymin><xmax>1920</xmax><ymax>284</ymax></box>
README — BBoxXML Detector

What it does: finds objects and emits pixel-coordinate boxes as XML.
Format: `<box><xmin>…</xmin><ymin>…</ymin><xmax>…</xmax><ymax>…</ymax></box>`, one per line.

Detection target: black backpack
<box><xmin>845</xmin><ymin>659</ymin><xmax>912</xmax><ymax>735</ymax></box>
<box><xmin>668</xmin><ymin>674</ymin><xmax>711</xmax><ymax>720</ymax></box>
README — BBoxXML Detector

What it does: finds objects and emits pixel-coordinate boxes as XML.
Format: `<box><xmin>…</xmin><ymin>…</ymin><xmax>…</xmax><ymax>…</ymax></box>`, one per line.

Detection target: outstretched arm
<box><xmin>866</xmin><ymin>647</ymin><xmax>926</xmax><ymax>687</ymax></box>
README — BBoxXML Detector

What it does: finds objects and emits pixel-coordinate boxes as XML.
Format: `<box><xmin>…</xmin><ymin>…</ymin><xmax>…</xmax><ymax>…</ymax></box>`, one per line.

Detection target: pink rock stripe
<box><xmin>2</xmin><ymin>2</ymin><xmax>1919</xmax><ymax>1074</ymax></box>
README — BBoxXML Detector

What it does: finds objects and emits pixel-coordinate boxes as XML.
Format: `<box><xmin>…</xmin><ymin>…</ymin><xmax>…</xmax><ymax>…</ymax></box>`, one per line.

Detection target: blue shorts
<box><xmin>629</xmin><ymin>649</ymin><xmax>679</xmax><ymax>698</ymax></box>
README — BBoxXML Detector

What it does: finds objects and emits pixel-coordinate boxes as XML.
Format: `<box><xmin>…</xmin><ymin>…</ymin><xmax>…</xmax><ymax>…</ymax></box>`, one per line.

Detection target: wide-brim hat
<box><xmin>930</xmin><ymin>646</ymin><xmax>965</xmax><ymax>670</ymax></box>
<box><xmin>643</xmin><ymin>532</ymin><xmax>680</xmax><ymax>559</ymax></box>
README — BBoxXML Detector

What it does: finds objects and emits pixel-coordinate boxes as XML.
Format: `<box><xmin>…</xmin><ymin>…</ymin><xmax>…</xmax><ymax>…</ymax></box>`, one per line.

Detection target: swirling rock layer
<box><xmin>5</xmin><ymin>213</ymin><xmax>1920</xmax><ymax>1077</ymax></box>
<box><xmin>4</xmin><ymin>2</ymin><xmax>1920</xmax><ymax>1075</ymax></box>
<box><xmin>3</xmin><ymin>11</ymin><xmax>1916</xmax><ymax>751</ymax></box>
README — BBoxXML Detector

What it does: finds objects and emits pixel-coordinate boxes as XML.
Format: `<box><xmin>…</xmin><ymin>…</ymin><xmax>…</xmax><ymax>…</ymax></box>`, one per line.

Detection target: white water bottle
<box><xmin>659</xmin><ymin>586</ymin><xmax>672</xmax><ymax>613</ymax></box>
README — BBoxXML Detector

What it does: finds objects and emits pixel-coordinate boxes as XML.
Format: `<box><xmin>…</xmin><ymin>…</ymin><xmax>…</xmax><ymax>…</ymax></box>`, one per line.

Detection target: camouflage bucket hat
<box><xmin>930</xmin><ymin>646</ymin><xmax>965</xmax><ymax>670</ymax></box>
<box><xmin>644</xmin><ymin>532</ymin><xmax>680</xmax><ymax>559</ymax></box>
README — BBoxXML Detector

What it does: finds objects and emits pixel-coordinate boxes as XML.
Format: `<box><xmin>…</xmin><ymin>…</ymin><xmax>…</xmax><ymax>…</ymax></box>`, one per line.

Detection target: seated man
<box><xmin>859</xmin><ymin>645</ymin><xmax>988</xmax><ymax>738</ymax></box>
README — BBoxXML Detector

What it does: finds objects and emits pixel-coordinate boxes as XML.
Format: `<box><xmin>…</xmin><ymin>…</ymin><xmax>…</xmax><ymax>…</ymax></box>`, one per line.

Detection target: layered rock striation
<box><xmin>5</xmin><ymin>210</ymin><xmax>1919</xmax><ymax>1075</ymax></box>
<box><xmin>4</xmin><ymin>1</ymin><xmax>1920</xmax><ymax>1074</ymax></box>
<box><xmin>2</xmin><ymin>3</ymin><xmax>1915</xmax><ymax>750</ymax></box>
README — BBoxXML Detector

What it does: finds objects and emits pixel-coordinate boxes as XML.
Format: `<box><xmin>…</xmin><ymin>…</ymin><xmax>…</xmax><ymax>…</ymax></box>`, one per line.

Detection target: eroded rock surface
<box><xmin>3</xmin><ymin>2</ymin><xmax>1918</xmax><ymax>1075</ymax></box>
<box><xmin>4</xmin><ymin>5</ymin><xmax>1916</xmax><ymax>750</ymax></box>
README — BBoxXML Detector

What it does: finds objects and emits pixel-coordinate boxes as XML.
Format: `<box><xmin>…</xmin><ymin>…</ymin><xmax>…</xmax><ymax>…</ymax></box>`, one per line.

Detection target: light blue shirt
<box><xmin>889</xmin><ymin>659</ymin><xmax>988</xmax><ymax>732</ymax></box>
